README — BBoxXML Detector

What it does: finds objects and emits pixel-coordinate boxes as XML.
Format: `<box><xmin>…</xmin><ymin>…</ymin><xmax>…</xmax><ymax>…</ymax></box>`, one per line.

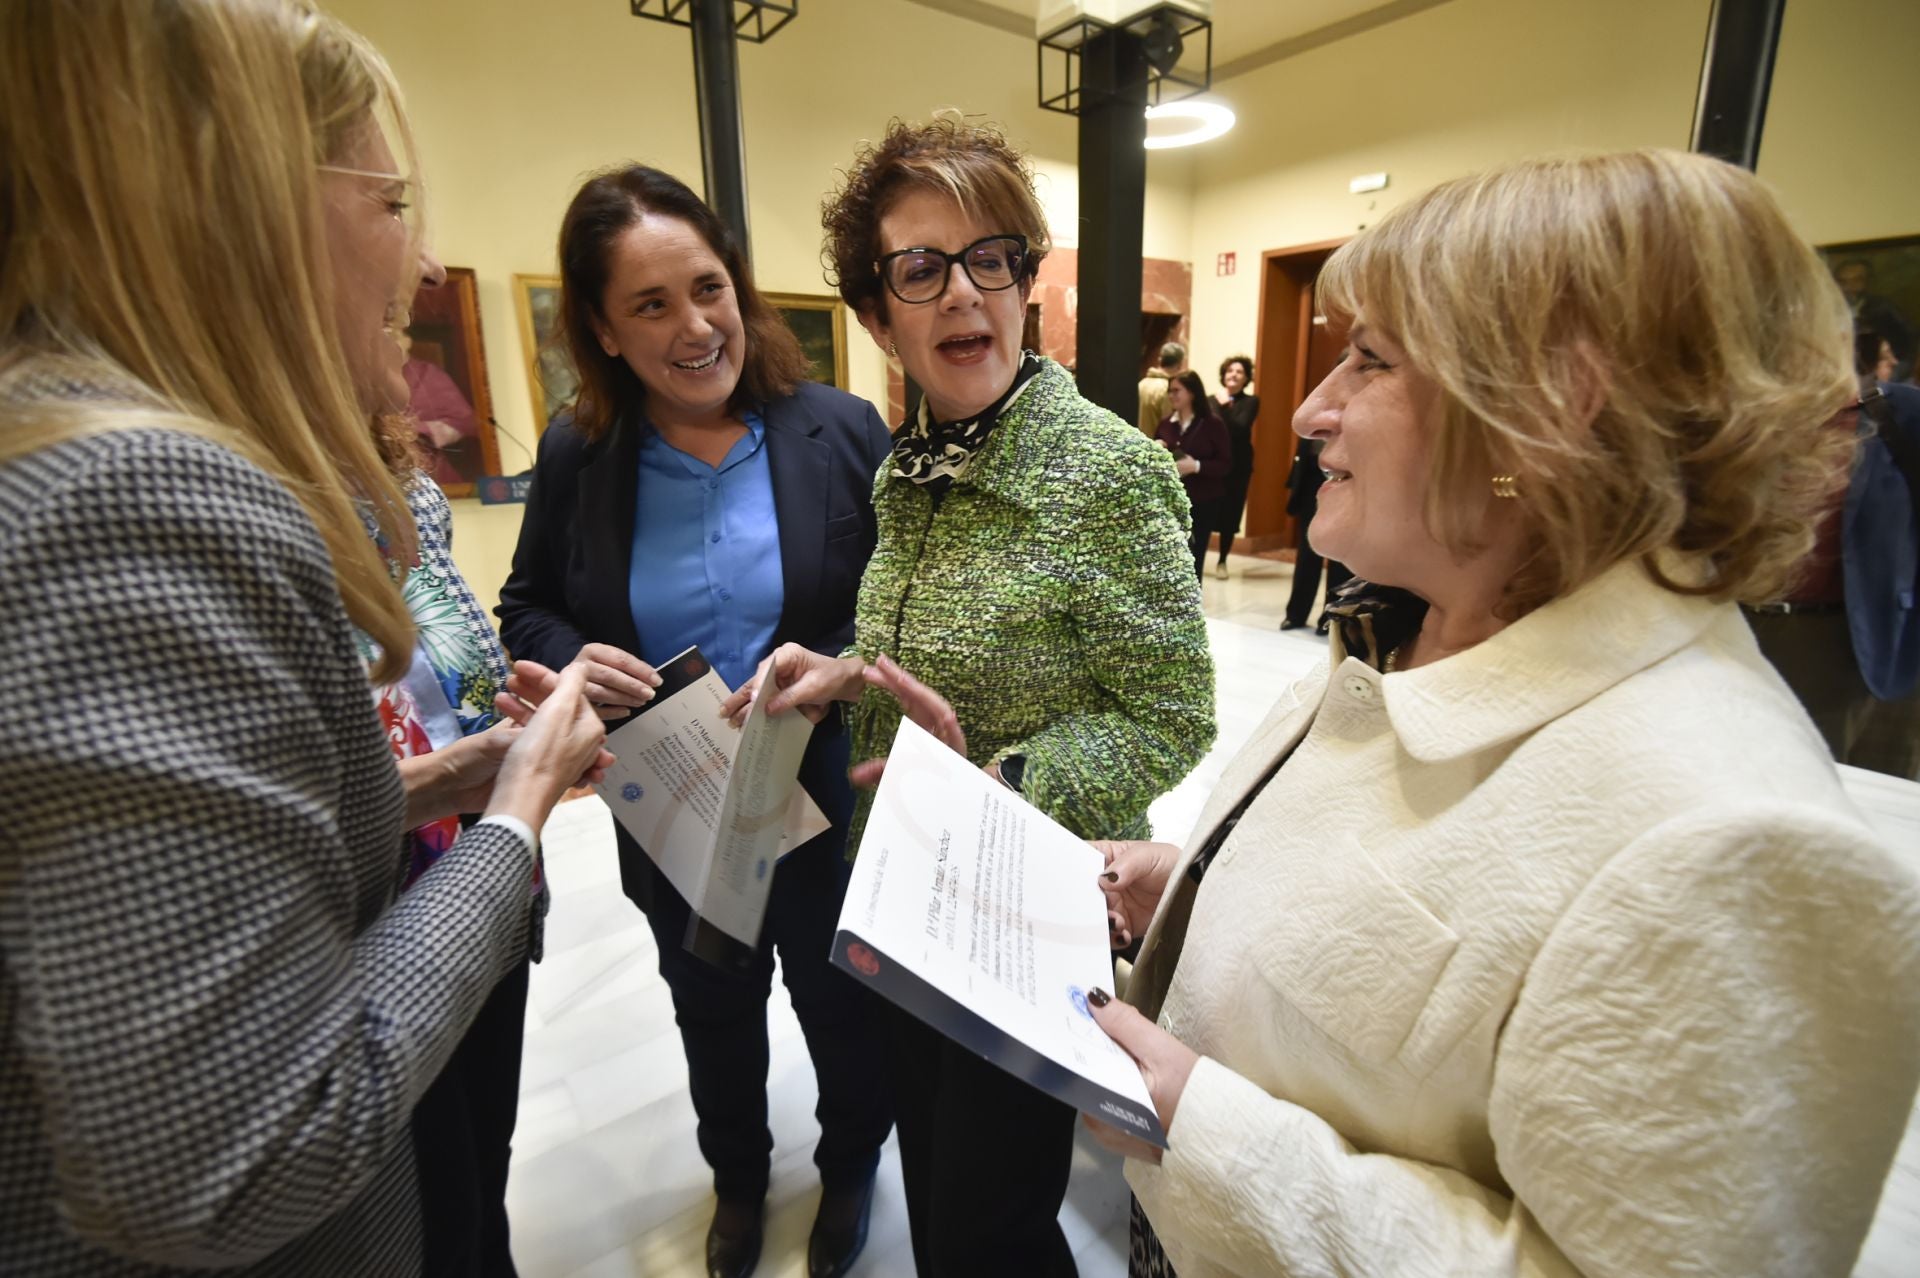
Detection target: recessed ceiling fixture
<box><xmin>1143</xmin><ymin>100</ymin><xmax>1234</xmax><ymax>149</ymax></box>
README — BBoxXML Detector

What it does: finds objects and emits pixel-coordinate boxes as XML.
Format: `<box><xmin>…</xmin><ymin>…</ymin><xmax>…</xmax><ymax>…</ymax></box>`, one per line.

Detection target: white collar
<box><xmin>1335</xmin><ymin>556</ymin><xmax>1732</xmax><ymax>762</ymax></box>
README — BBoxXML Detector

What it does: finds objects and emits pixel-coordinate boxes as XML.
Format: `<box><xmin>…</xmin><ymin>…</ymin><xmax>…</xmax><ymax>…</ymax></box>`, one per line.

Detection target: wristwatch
<box><xmin>997</xmin><ymin>753</ymin><xmax>1027</xmax><ymax>795</ymax></box>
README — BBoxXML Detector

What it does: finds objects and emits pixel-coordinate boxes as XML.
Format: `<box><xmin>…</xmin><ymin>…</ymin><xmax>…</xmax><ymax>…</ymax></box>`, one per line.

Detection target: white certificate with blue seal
<box><xmin>832</xmin><ymin>715</ymin><xmax>1165</xmax><ymax>1146</ymax></box>
<box><xmin>595</xmin><ymin>646</ymin><xmax>828</xmax><ymax>962</ymax></box>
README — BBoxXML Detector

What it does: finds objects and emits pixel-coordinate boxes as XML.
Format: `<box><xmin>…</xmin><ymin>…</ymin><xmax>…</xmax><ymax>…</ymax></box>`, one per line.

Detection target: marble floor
<box><xmin>504</xmin><ymin>553</ymin><xmax>1920</xmax><ymax>1277</ymax></box>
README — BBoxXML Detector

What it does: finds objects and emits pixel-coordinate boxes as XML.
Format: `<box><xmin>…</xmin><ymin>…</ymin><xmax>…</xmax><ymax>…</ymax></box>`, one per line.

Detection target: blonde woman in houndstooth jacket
<box><xmin>0</xmin><ymin>3</ymin><xmax>607</xmax><ymax>1273</ymax></box>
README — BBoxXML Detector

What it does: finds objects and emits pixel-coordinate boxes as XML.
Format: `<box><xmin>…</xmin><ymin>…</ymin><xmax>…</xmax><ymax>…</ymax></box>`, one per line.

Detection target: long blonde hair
<box><xmin>1317</xmin><ymin>149</ymin><xmax>1856</xmax><ymax>615</ymax></box>
<box><xmin>0</xmin><ymin>0</ymin><xmax>419</xmax><ymax>680</ymax></box>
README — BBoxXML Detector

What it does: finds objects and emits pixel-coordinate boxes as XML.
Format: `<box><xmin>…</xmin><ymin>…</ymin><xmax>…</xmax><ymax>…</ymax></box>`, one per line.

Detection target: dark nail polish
<box><xmin>1087</xmin><ymin>987</ymin><xmax>1111</xmax><ymax>1007</ymax></box>
<box><xmin>1103</xmin><ymin>871</ymin><xmax>1119</xmax><ymax>883</ymax></box>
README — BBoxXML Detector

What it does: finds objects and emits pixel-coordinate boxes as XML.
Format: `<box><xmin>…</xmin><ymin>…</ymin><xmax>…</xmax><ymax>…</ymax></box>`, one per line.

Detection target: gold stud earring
<box><xmin>1491</xmin><ymin>474</ymin><xmax>1520</xmax><ymax>499</ymax></box>
<box><xmin>887</xmin><ymin>341</ymin><xmax>898</xmax><ymax>358</ymax></box>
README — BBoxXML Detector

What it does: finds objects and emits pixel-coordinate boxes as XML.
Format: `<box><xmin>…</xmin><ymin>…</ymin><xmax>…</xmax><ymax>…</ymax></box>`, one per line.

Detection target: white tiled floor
<box><xmin>505</xmin><ymin>554</ymin><xmax>1920</xmax><ymax>1277</ymax></box>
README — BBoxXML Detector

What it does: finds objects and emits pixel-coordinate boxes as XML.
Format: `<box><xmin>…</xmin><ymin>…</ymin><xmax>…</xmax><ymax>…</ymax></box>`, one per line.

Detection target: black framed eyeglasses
<box><xmin>875</xmin><ymin>235</ymin><xmax>1029</xmax><ymax>305</ymax></box>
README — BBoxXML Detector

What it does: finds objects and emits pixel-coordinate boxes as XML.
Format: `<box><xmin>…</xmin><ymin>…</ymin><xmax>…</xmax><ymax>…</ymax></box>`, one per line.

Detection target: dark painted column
<box><xmin>1690</xmin><ymin>0</ymin><xmax>1788</xmax><ymax>170</ymax></box>
<box><xmin>690</xmin><ymin>0</ymin><xmax>752</xmax><ymax>255</ymax></box>
<box><xmin>1075</xmin><ymin>27</ymin><xmax>1150</xmax><ymax>420</ymax></box>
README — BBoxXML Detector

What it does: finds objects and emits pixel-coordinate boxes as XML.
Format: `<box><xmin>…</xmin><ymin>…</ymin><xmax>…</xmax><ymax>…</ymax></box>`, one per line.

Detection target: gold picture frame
<box><xmin>512</xmin><ymin>273</ymin><xmax>578</xmax><ymax>437</ymax></box>
<box><xmin>767</xmin><ymin>291</ymin><xmax>849</xmax><ymax>391</ymax></box>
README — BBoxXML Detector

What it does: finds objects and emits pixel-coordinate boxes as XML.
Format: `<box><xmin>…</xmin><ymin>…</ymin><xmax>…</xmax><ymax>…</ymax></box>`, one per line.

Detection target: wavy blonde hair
<box><xmin>0</xmin><ymin>0</ymin><xmax>420</xmax><ymax>680</ymax></box>
<box><xmin>1316</xmin><ymin>149</ymin><xmax>1856</xmax><ymax>615</ymax></box>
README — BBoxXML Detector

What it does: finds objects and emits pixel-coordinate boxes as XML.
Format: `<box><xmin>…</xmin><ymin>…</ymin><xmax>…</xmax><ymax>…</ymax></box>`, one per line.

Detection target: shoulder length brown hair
<box><xmin>557</xmin><ymin>165</ymin><xmax>807</xmax><ymax>440</ymax></box>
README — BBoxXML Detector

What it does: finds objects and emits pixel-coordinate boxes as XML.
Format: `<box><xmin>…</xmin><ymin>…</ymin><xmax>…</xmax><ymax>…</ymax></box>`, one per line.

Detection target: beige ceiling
<box><xmin>905</xmin><ymin>0</ymin><xmax>1455</xmax><ymax>82</ymax></box>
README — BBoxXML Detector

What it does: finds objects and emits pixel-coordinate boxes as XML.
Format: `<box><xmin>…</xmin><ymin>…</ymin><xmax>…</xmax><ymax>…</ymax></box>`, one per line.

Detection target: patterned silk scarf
<box><xmin>890</xmin><ymin>351</ymin><xmax>1043</xmax><ymax>494</ymax></box>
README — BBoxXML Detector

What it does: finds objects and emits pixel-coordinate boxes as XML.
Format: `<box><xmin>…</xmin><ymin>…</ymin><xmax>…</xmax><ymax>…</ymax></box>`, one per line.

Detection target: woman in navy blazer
<box><xmin>497</xmin><ymin>166</ymin><xmax>893</xmax><ymax>1278</ymax></box>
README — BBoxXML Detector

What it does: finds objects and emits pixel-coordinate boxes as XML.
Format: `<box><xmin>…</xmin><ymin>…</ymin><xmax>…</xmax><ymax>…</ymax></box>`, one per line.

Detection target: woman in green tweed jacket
<box><xmin>730</xmin><ymin>118</ymin><xmax>1213</xmax><ymax>1277</ymax></box>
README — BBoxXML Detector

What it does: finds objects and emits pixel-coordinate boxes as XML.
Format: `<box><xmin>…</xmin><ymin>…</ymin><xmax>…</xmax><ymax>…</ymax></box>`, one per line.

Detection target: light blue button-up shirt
<box><xmin>629</xmin><ymin>412</ymin><xmax>784</xmax><ymax>691</ymax></box>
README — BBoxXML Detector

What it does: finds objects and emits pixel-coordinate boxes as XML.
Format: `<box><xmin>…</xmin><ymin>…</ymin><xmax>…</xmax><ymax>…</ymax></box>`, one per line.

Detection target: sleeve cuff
<box><xmin>1128</xmin><ymin>1055</ymin><xmax>1300</xmax><ymax>1263</ymax></box>
<box><xmin>476</xmin><ymin>813</ymin><xmax>538</xmax><ymax>855</ymax></box>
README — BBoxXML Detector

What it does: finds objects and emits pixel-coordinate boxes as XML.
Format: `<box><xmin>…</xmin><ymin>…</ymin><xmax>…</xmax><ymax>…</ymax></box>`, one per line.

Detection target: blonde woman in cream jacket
<box><xmin>1084</xmin><ymin>151</ymin><xmax>1920</xmax><ymax>1278</ymax></box>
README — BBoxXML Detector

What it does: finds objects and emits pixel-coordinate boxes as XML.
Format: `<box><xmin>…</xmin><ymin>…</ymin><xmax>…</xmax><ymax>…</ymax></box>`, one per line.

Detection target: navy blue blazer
<box><xmin>1848</xmin><ymin>382</ymin><xmax>1920</xmax><ymax>700</ymax></box>
<box><xmin>497</xmin><ymin>380</ymin><xmax>893</xmax><ymax>901</ymax></box>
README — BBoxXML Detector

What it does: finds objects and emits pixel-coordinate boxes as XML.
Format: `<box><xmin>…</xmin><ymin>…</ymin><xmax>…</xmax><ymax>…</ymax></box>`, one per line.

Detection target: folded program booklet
<box><xmin>595</xmin><ymin>647</ymin><xmax>829</xmax><ymax>966</ymax></box>
<box><xmin>832</xmin><ymin>716</ymin><xmax>1165</xmax><ymax>1146</ymax></box>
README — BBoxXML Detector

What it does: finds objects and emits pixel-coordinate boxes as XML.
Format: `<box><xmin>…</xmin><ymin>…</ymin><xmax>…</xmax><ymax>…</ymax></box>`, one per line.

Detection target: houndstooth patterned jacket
<box><xmin>0</xmin><ymin>372</ymin><xmax>534</xmax><ymax>1273</ymax></box>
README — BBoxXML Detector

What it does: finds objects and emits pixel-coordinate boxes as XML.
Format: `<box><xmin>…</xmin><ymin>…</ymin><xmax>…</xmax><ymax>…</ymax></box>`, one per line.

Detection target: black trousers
<box><xmin>635</xmin><ymin>835</ymin><xmax>892</xmax><ymax>1205</ymax></box>
<box><xmin>887</xmin><ymin>1003</ymin><xmax>1080</xmax><ymax>1277</ymax></box>
<box><xmin>411</xmin><ymin>956</ymin><xmax>531</xmax><ymax>1278</ymax></box>
<box><xmin>1187</xmin><ymin>496</ymin><xmax>1223</xmax><ymax>580</ymax></box>
<box><xmin>1285</xmin><ymin>522</ymin><xmax>1350</xmax><ymax>627</ymax></box>
<box><xmin>1217</xmin><ymin>468</ymin><xmax>1254</xmax><ymax>558</ymax></box>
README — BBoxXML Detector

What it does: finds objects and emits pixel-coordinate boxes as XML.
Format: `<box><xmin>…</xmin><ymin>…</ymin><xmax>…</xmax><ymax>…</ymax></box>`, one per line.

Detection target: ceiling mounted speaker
<box><xmin>1140</xmin><ymin>11</ymin><xmax>1183</xmax><ymax>76</ymax></box>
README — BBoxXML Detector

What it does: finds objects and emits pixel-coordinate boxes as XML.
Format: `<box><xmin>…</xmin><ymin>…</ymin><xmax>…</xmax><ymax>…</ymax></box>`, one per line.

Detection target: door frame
<box><xmin>1243</xmin><ymin>237</ymin><xmax>1348</xmax><ymax>553</ymax></box>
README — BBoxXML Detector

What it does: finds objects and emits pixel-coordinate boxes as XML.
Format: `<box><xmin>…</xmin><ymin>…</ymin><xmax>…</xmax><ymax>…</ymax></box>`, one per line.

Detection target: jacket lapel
<box><xmin>576</xmin><ymin>415</ymin><xmax>646</xmax><ymax>658</ymax></box>
<box><xmin>764</xmin><ymin>395</ymin><xmax>828</xmax><ymax>644</ymax></box>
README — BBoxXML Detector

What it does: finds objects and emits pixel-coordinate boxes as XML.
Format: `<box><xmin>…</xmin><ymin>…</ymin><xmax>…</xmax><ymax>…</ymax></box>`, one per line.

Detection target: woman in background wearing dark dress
<box><xmin>1211</xmin><ymin>354</ymin><xmax>1258</xmax><ymax>578</ymax></box>
<box><xmin>1157</xmin><ymin>370</ymin><xmax>1231</xmax><ymax>581</ymax></box>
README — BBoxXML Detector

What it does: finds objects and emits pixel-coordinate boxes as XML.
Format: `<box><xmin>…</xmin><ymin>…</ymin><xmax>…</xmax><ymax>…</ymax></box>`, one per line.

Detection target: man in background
<box><xmin>1137</xmin><ymin>341</ymin><xmax>1185</xmax><ymax>435</ymax></box>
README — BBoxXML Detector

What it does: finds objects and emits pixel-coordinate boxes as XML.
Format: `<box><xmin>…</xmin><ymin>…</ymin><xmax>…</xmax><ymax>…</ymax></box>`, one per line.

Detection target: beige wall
<box><xmin>1758</xmin><ymin>0</ymin><xmax>1920</xmax><ymax>246</ymax></box>
<box><xmin>327</xmin><ymin>0</ymin><xmax>1903</xmax><ymax>612</ymax></box>
<box><xmin>1181</xmin><ymin>0</ymin><xmax>1715</xmax><ymax>392</ymax></box>
<box><xmin>325</xmin><ymin>0</ymin><xmax>1192</xmax><ymax>612</ymax></box>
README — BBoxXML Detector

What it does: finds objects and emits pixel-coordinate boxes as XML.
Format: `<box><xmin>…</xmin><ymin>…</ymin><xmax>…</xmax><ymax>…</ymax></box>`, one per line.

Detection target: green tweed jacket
<box><xmin>847</xmin><ymin>358</ymin><xmax>1216</xmax><ymax>849</ymax></box>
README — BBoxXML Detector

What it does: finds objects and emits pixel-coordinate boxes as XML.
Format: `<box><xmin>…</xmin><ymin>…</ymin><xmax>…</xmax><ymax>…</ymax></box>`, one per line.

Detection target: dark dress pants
<box><xmin>1187</xmin><ymin>496</ymin><xmax>1223</xmax><ymax>581</ymax></box>
<box><xmin>1217</xmin><ymin>467</ymin><xmax>1254</xmax><ymax>560</ymax></box>
<box><xmin>411</xmin><ymin>955</ymin><xmax>532</xmax><ymax>1278</ymax></box>
<box><xmin>634</xmin><ymin>810</ymin><xmax>892</xmax><ymax>1206</ymax></box>
<box><xmin>886</xmin><ymin>1002</ymin><xmax>1080</xmax><ymax>1277</ymax></box>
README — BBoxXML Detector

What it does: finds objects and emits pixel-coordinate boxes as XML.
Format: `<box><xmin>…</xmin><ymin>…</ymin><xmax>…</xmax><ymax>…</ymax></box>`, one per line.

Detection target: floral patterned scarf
<box><xmin>890</xmin><ymin>351</ymin><xmax>1043</xmax><ymax>495</ymax></box>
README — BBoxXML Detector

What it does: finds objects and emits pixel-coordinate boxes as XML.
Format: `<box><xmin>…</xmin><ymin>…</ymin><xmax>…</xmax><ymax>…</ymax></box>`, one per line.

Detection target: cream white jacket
<box><xmin>1125</xmin><ymin>558</ymin><xmax>1920</xmax><ymax>1277</ymax></box>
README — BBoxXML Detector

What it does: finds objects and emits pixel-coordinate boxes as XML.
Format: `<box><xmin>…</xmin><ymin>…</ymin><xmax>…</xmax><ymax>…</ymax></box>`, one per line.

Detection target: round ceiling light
<box><xmin>1143</xmin><ymin>100</ymin><xmax>1235</xmax><ymax>150</ymax></box>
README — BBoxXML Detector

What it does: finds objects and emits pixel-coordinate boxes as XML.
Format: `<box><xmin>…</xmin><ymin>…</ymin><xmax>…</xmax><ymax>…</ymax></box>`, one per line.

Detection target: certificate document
<box><xmin>832</xmin><ymin>717</ymin><xmax>1165</xmax><ymax>1146</ymax></box>
<box><xmin>595</xmin><ymin>647</ymin><xmax>828</xmax><ymax>959</ymax></box>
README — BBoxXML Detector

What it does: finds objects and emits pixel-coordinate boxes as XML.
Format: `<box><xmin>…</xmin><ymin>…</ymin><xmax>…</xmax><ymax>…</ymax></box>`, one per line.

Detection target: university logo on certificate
<box><xmin>833</xmin><ymin>717</ymin><xmax>1165</xmax><ymax>1146</ymax></box>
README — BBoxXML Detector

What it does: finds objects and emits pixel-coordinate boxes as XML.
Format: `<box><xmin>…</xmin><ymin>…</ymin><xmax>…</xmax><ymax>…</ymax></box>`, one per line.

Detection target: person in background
<box><xmin>1280</xmin><ymin>431</ymin><xmax>1351</xmax><ymax>632</ymax></box>
<box><xmin>0</xmin><ymin>3</ymin><xmax>609</xmax><ymax>1273</ymax></box>
<box><xmin>1210</xmin><ymin>353</ymin><xmax>1259</xmax><ymax>578</ymax></box>
<box><xmin>1086</xmin><ymin>149</ymin><xmax>1920</xmax><ymax>1278</ymax></box>
<box><xmin>736</xmin><ymin>117</ymin><xmax>1215</xmax><ymax>1277</ymax></box>
<box><xmin>496</xmin><ymin>164</ymin><xmax>894</xmax><ymax>1278</ymax></box>
<box><xmin>1156</xmin><ymin>369</ymin><xmax>1231</xmax><ymax>581</ymax></box>
<box><xmin>1138</xmin><ymin>340</ymin><xmax>1185</xmax><ymax>435</ymax></box>
<box><xmin>1746</xmin><ymin>325</ymin><xmax>1920</xmax><ymax>780</ymax></box>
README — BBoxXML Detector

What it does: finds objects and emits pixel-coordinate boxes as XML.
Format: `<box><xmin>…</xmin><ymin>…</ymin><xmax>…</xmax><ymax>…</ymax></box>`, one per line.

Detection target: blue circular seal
<box><xmin>1068</xmin><ymin>985</ymin><xmax>1091</xmax><ymax>1020</ymax></box>
<box><xmin>620</xmin><ymin>782</ymin><xmax>643</xmax><ymax>803</ymax></box>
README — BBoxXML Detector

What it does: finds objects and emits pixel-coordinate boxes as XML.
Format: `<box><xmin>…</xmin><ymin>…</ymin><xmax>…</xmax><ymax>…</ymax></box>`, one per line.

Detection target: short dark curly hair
<box><xmin>821</xmin><ymin>117</ymin><xmax>1050</xmax><ymax>320</ymax></box>
<box><xmin>1218</xmin><ymin>353</ymin><xmax>1254</xmax><ymax>384</ymax></box>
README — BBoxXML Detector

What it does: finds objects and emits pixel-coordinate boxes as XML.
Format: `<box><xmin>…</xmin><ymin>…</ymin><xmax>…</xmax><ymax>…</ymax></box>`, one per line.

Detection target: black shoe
<box><xmin>1279</xmin><ymin>618</ymin><xmax>1306</xmax><ymax>631</ymax></box>
<box><xmin>706</xmin><ymin>1199</ymin><xmax>763</xmax><ymax>1278</ymax></box>
<box><xmin>807</xmin><ymin>1175</ymin><xmax>875</xmax><ymax>1278</ymax></box>
<box><xmin>1313</xmin><ymin>617</ymin><xmax>1332</xmax><ymax>636</ymax></box>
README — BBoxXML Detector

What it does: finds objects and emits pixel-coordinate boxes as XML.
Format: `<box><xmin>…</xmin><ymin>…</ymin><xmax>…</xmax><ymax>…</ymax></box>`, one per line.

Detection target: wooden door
<box><xmin>1245</xmin><ymin>239</ymin><xmax>1348</xmax><ymax>553</ymax></box>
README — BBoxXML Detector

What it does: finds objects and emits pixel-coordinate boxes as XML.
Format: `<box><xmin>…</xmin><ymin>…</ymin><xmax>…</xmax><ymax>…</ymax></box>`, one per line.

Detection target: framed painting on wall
<box><xmin>404</xmin><ymin>265</ymin><xmax>498</xmax><ymax>498</ymax></box>
<box><xmin>768</xmin><ymin>292</ymin><xmax>849</xmax><ymax>390</ymax></box>
<box><xmin>513</xmin><ymin>273</ymin><xmax>581</xmax><ymax>437</ymax></box>
<box><xmin>1818</xmin><ymin>235</ymin><xmax>1920</xmax><ymax>378</ymax></box>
